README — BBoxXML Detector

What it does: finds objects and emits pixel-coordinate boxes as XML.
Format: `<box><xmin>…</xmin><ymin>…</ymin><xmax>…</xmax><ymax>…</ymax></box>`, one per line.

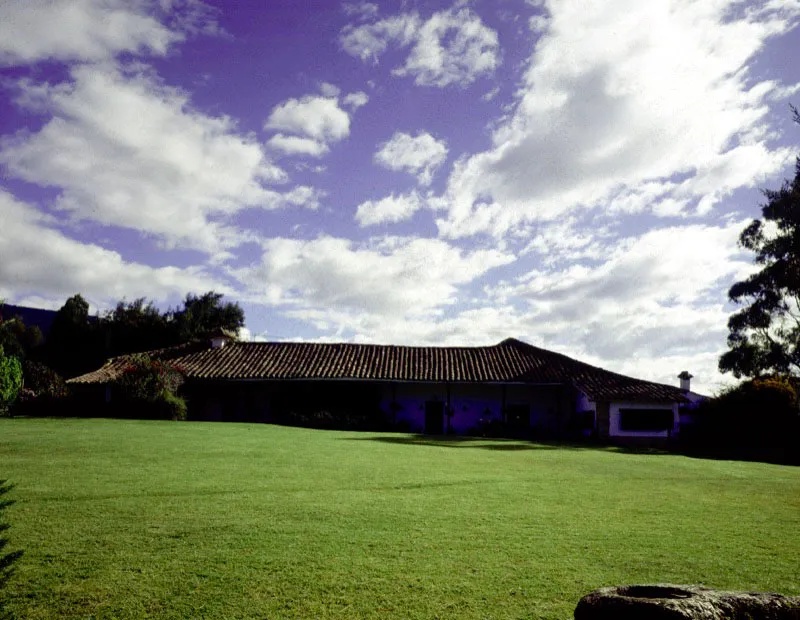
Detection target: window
<box><xmin>618</xmin><ymin>408</ymin><xmax>673</xmax><ymax>432</ymax></box>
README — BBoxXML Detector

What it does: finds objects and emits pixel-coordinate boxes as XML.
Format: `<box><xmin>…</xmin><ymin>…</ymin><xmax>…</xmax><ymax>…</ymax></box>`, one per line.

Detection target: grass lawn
<box><xmin>0</xmin><ymin>418</ymin><xmax>798</xmax><ymax>619</ymax></box>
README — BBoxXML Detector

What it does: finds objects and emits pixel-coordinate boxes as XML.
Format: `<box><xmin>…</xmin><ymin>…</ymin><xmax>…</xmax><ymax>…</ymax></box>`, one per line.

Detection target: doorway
<box><xmin>424</xmin><ymin>401</ymin><xmax>445</xmax><ymax>435</ymax></box>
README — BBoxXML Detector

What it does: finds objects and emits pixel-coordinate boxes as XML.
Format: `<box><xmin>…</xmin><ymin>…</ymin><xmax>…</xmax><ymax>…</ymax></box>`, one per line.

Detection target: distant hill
<box><xmin>0</xmin><ymin>303</ymin><xmax>60</xmax><ymax>337</ymax></box>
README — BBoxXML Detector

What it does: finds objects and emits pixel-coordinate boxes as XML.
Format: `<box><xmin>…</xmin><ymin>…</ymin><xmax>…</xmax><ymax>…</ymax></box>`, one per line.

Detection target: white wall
<box><xmin>608</xmin><ymin>401</ymin><xmax>679</xmax><ymax>438</ymax></box>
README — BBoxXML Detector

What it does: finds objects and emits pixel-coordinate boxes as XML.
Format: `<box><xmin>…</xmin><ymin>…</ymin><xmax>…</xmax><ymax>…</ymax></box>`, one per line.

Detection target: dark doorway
<box><xmin>506</xmin><ymin>404</ymin><xmax>531</xmax><ymax>438</ymax></box>
<box><xmin>424</xmin><ymin>401</ymin><xmax>445</xmax><ymax>435</ymax></box>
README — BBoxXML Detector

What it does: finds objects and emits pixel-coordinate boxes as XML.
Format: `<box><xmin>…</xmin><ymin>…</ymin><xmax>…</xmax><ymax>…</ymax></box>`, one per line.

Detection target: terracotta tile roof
<box><xmin>68</xmin><ymin>337</ymin><xmax>686</xmax><ymax>402</ymax></box>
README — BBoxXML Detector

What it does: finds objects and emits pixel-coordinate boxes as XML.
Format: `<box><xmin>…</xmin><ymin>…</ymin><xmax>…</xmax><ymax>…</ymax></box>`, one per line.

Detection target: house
<box><xmin>68</xmin><ymin>335</ymin><xmax>694</xmax><ymax>441</ymax></box>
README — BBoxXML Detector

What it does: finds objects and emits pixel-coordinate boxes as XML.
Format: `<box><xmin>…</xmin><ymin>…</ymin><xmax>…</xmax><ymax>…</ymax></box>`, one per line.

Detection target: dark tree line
<box><xmin>1</xmin><ymin>291</ymin><xmax>244</xmax><ymax>380</ymax></box>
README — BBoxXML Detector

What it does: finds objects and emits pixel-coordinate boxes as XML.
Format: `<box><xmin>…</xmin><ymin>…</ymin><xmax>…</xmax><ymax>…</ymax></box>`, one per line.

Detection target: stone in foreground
<box><xmin>575</xmin><ymin>584</ymin><xmax>800</xmax><ymax>620</ymax></box>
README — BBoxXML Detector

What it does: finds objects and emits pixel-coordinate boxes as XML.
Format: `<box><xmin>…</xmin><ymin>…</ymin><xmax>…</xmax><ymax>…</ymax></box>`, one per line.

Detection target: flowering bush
<box><xmin>21</xmin><ymin>361</ymin><xmax>68</xmax><ymax>399</ymax></box>
<box><xmin>114</xmin><ymin>355</ymin><xmax>187</xmax><ymax>420</ymax></box>
<box><xmin>116</xmin><ymin>355</ymin><xmax>184</xmax><ymax>401</ymax></box>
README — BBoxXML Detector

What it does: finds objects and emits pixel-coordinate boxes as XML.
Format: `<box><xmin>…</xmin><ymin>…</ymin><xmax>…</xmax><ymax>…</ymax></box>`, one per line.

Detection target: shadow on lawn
<box><xmin>341</xmin><ymin>434</ymin><xmax>669</xmax><ymax>454</ymax></box>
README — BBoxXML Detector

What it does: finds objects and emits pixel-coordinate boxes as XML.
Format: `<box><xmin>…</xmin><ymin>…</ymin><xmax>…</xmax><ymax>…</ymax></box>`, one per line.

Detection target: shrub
<box><xmin>21</xmin><ymin>361</ymin><xmax>68</xmax><ymax>400</ymax></box>
<box><xmin>160</xmin><ymin>391</ymin><xmax>188</xmax><ymax>421</ymax></box>
<box><xmin>0</xmin><ymin>347</ymin><xmax>22</xmax><ymax>415</ymax></box>
<box><xmin>113</xmin><ymin>355</ymin><xmax>186</xmax><ymax>420</ymax></box>
<box><xmin>688</xmin><ymin>376</ymin><xmax>799</xmax><ymax>464</ymax></box>
<box><xmin>116</xmin><ymin>355</ymin><xmax>184</xmax><ymax>402</ymax></box>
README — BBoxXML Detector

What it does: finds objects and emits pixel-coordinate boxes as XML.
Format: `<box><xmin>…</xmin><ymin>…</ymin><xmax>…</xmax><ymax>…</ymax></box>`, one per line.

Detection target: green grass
<box><xmin>1</xmin><ymin>418</ymin><xmax>798</xmax><ymax>619</ymax></box>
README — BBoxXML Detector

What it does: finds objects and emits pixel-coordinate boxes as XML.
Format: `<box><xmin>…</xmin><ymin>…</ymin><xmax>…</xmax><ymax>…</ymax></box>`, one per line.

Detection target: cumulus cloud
<box><xmin>267</xmin><ymin>134</ymin><xmax>329</xmax><ymax>158</ymax></box>
<box><xmin>436</xmin><ymin>0</ymin><xmax>800</xmax><ymax>237</ymax></box>
<box><xmin>340</xmin><ymin>5</ymin><xmax>499</xmax><ymax>87</ymax></box>
<box><xmin>342</xmin><ymin>91</ymin><xmax>369</xmax><ymax>110</ymax></box>
<box><xmin>374</xmin><ymin>131</ymin><xmax>448</xmax><ymax>185</ymax></box>
<box><xmin>265</xmin><ymin>95</ymin><xmax>350</xmax><ymax>141</ymax></box>
<box><xmin>0</xmin><ymin>189</ymin><xmax>227</xmax><ymax>307</ymax></box>
<box><xmin>486</xmin><ymin>220</ymin><xmax>756</xmax><ymax>392</ymax></box>
<box><xmin>264</xmin><ymin>89</ymin><xmax>366</xmax><ymax>157</ymax></box>
<box><xmin>0</xmin><ymin>64</ymin><xmax>309</xmax><ymax>256</ymax></box>
<box><xmin>342</xmin><ymin>1</ymin><xmax>379</xmax><ymax>22</ymax></box>
<box><xmin>0</xmin><ymin>0</ymin><xmax>215</xmax><ymax>65</ymax></box>
<box><xmin>355</xmin><ymin>192</ymin><xmax>422</xmax><ymax>226</ymax></box>
<box><xmin>234</xmin><ymin>236</ymin><xmax>514</xmax><ymax>319</ymax></box>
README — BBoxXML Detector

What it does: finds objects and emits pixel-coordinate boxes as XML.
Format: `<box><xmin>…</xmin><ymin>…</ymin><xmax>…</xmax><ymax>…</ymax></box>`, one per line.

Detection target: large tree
<box><xmin>45</xmin><ymin>294</ymin><xmax>102</xmax><ymax>378</ymax></box>
<box><xmin>170</xmin><ymin>292</ymin><xmax>245</xmax><ymax>343</ymax></box>
<box><xmin>101</xmin><ymin>298</ymin><xmax>171</xmax><ymax>357</ymax></box>
<box><xmin>719</xmin><ymin>108</ymin><xmax>800</xmax><ymax>378</ymax></box>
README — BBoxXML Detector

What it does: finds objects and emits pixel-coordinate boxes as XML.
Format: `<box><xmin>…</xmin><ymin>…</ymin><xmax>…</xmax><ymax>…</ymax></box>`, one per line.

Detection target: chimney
<box><xmin>677</xmin><ymin>371</ymin><xmax>693</xmax><ymax>392</ymax></box>
<box><xmin>209</xmin><ymin>328</ymin><xmax>235</xmax><ymax>349</ymax></box>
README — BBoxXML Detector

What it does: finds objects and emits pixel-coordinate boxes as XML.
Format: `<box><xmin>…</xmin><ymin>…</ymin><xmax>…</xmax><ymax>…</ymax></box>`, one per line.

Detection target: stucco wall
<box><xmin>608</xmin><ymin>401</ymin><xmax>679</xmax><ymax>438</ymax></box>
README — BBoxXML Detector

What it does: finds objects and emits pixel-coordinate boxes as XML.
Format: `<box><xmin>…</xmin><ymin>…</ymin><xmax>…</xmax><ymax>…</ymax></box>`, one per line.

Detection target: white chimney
<box><xmin>209</xmin><ymin>328</ymin><xmax>235</xmax><ymax>349</ymax></box>
<box><xmin>678</xmin><ymin>371</ymin><xmax>693</xmax><ymax>392</ymax></box>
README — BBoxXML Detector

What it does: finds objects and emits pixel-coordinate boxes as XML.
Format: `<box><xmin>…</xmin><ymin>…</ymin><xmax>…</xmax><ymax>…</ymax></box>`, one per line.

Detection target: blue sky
<box><xmin>1</xmin><ymin>0</ymin><xmax>799</xmax><ymax>393</ymax></box>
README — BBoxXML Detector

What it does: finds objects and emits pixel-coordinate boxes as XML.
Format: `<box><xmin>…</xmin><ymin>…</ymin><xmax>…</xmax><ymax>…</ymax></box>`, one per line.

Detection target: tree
<box><xmin>0</xmin><ymin>347</ymin><xmax>22</xmax><ymax>415</ymax></box>
<box><xmin>101</xmin><ymin>298</ymin><xmax>171</xmax><ymax>357</ymax></box>
<box><xmin>0</xmin><ymin>310</ymin><xmax>43</xmax><ymax>361</ymax></box>
<box><xmin>719</xmin><ymin>107</ymin><xmax>800</xmax><ymax>379</ymax></box>
<box><xmin>171</xmin><ymin>291</ymin><xmax>244</xmax><ymax>342</ymax></box>
<box><xmin>44</xmin><ymin>294</ymin><xmax>102</xmax><ymax>379</ymax></box>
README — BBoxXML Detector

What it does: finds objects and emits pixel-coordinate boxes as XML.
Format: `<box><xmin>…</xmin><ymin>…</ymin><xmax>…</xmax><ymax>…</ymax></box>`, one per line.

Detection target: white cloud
<box><xmin>0</xmin><ymin>65</ymin><xmax>303</xmax><ymax>256</ymax></box>
<box><xmin>342</xmin><ymin>91</ymin><xmax>369</xmax><ymax>110</ymax></box>
<box><xmin>340</xmin><ymin>14</ymin><xmax>419</xmax><ymax>62</ymax></box>
<box><xmin>486</xmin><ymin>220</ymin><xmax>756</xmax><ymax>392</ymax></box>
<box><xmin>267</xmin><ymin>134</ymin><xmax>329</xmax><ymax>158</ymax></box>
<box><xmin>265</xmin><ymin>94</ymin><xmax>351</xmax><ymax>142</ymax></box>
<box><xmin>234</xmin><ymin>236</ymin><xmax>514</xmax><ymax>319</ymax></box>
<box><xmin>340</xmin><ymin>5</ymin><xmax>499</xmax><ymax>87</ymax></box>
<box><xmin>264</xmin><ymin>90</ymin><xmax>367</xmax><ymax>157</ymax></box>
<box><xmin>436</xmin><ymin>0</ymin><xmax>800</xmax><ymax>237</ymax></box>
<box><xmin>342</xmin><ymin>2</ymin><xmax>379</xmax><ymax>22</ymax></box>
<box><xmin>0</xmin><ymin>189</ymin><xmax>227</xmax><ymax>307</ymax></box>
<box><xmin>374</xmin><ymin>131</ymin><xmax>448</xmax><ymax>185</ymax></box>
<box><xmin>355</xmin><ymin>192</ymin><xmax>422</xmax><ymax>226</ymax></box>
<box><xmin>318</xmin><ymin>82</ymin><xmax>341</xmax><ymax>98</ymax></box>
<box><xmin>0</xmin><ymin>0</ymin><xmax>215</xmax><ymax>65</ymax></box>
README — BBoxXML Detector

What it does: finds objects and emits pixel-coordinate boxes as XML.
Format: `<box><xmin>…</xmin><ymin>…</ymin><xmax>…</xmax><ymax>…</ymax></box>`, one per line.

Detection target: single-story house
<box><xmin>68</xmin><ymin>335</ymin><xmax>697</xmax><ymax>440</ymax></box>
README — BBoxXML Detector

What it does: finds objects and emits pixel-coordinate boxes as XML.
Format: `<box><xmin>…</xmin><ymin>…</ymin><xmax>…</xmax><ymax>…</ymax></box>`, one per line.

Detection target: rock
<box><xmin>575</xmin><ymin>584</ymin><xmax>800</xmax><ymax>620</ymax></box>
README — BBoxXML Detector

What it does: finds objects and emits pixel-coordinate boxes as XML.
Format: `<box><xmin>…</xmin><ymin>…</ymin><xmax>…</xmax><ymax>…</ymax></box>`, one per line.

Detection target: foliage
<box><xmin>0</xmin><ymin>347</ymin><xmax>23</xmax><ymax>414</ymax></box>
<box><xmin>101</xmin><ymin>298</ymin><xmax>171</xmax><ymax>358</ymax></box>
<box><xmin>7</xmin><ymin>291</ymin><xmax>244</xmax><ymax>383</ymax></box>
<box><xmin>21</xmin><ymin>360</ymin><xmax>68</xmax><ymax>400</ymax></box>
<box><xmin>116</xmin><ymin>355</ymin><xmax>184</xmax><ymax>401</ymax></box>
<box><xmin>1</xmin><ymin>418</ymin><xmax>798</xmax><ymax>618</ymax></box>
<box><xmin>12</xmin><ymin>361</ymin><xmax>70</xmax><ymax>417</ymax></box>
<box><xmin>44</xmin><ymin>294</ymin><xmax>102</xmax><ymax>379</ymax></box>
<box><xmin>720</xmin><ymin>107</ymin><xmax>800</xmax><ymax>378</ymax></box>
<box><xmin>171</xmin><ymin>291</ymin><xmax>245</xmax><ymax>343</ymax></box>
<box><xmin>160</xmin><ymin>391</ymin><xmax>188</xmax><ymax>421</ymax></box>
<box><xmin>0</xmin><ymin>480</ymin><xmax>23</xmax><ymax>594</ymax></box>
<box><xmin>686</xmin><ymin>376</ymin><xmax>799</xmax><ymax>463</ymax></box>
<box><xmin>0</xmin><ymin>308</ymin><xmax>43</xmax><ymax>361</ymax></box>
<box><xmin>114</xmin><ymin>355</ymin><xmax>186</xmax><ymax>420</ymax></box>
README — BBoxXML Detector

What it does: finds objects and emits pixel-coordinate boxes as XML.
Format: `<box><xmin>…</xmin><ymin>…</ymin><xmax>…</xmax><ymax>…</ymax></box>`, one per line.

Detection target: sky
<box><xmin>1</xmin><ymin>0</ymin><xmax>799</xmax><ymax>394</ymax></box>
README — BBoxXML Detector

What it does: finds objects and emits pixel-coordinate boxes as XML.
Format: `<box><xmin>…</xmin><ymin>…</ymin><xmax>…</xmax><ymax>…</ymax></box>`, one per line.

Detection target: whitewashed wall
<box><xmin>608</xmin><ymin>401</ymin><xmax>679</xmax><ymax>438</ymax></box>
